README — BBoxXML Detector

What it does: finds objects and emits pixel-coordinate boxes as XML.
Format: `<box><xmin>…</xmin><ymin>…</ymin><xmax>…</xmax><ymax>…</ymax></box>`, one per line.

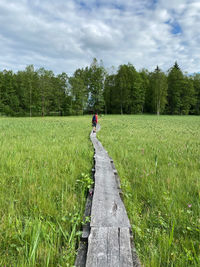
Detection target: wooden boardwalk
<box><xmin>85</xmin><ymin>125</ymin><xmax>140</xmax><ymax>267</ymax></box>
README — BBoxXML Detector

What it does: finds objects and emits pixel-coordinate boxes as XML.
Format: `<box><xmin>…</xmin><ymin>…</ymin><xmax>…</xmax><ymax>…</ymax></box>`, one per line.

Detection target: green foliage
<box><xmin>180</xmin><ymin>77</ymin><xmax>195</xmax><ymax>115</ymax></box>
<box><xmin>0</xmin><ymin>116</ymin><xmax>93</xmax><ymax>266</ymax></box>
<box><xmin>131</xmin><ymin>73</ymin><xmax>145</xmax><ymax>114</ymax></box>
<box><xmin>115</xmin><ymin>63</ymin><xmax>145</xmax><ymax>114</ymax></box>
<box><xmin>69</xmin><ymin>69</ymin><xmax>88</xmax><ymax>115</ymax></box>
<box><xmin>0</xmin><ymin>66</ymin><xmax>70</xmax><ymax>117</ymax></box>
<box><xmin>87</xmin><ymin>58</ymin><xmax>105</xmax><ymax>113</ymax></box>
<box><xmin>75</xmin><ymin>173</ymin><xmax>94</xmax><ymax>192</ymax></box>
<box><xmin>191</xmin><ymin>73</ymin><xmax>200</xmax><ymax>115</ymax></box>
<box><xmin>149</xmin><ymin>66</ymin><xmax>168</xmax><ymax>115</ymax></box>
<box><xmin>99</xmin><ymin>115</ymin><xmax>200</xmax><ymax>267</ymax></box>
<box><xmin>166</xmin><ymin>62</ymin><xmax>195</xmax><ymax>115</ymax></box>
<box><xmin>167</xmin><ymin>62</ymin><xmax>183</xmax><ymax>114</ymax></box>
<box><xmin>104</xmin><ymin>63</ymin><xmax>145</xmax><ymax>114</ymax></box>
<box><xmin>0</xmin><ymin>61</ymin><xmax>200</xmax><ymax>116</ymax></box>
<box><xmin>104</xmin><ymin>74</ymin><xmax>116</xmax><ymax>114</ymax></box>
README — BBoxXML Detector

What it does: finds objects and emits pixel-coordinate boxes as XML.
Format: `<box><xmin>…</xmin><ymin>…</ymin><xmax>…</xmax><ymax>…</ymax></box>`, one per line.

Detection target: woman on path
<box><xmin>92</xmin><ymin>112</ymin><xmax>98</xmax><ymax>133</ymax></box>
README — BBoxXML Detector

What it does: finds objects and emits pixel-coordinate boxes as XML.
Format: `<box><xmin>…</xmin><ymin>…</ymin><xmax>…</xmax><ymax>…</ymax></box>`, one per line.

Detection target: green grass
<box><xmin>1</xmin><ymin>115</ymin><xmax>199</xmax><ymax>266</ymax></box>
<box><xmin>98</xmin><ymin>115</ymin><xmax>200</xmax><ymax>267</ymax></box>
<box><xmin>0</xmin><ymin>116</ymin><xmax>93</xmax><ymax>266</ymax></box>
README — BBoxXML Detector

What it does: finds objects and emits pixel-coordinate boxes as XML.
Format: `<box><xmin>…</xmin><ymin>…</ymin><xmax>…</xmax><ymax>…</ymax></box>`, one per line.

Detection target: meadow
<box><xmin>98</xmin><ymin>115</ymin><xmax>200</xmax><ymax>267</ymax></box>
<box><xmin>1</xmin><ymin>115</ymin><xmax>199</xmax><ymax>267</ymax></box>
<box><xmin>0</xmin><ymin>116</ymin><xmax>93</xmax><ymax>266</ymax></box>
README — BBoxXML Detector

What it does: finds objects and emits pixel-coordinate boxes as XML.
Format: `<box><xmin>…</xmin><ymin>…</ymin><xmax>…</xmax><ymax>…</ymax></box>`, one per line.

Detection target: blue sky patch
<box><xmin>171</xmin><ymin>21</ymin><xmax>182</xmax><ymax>34</ymax></box>
<box><xmin>166</xmin><ymin>20</ymin><xmax>182</xmax><ymax>35</ymax></box>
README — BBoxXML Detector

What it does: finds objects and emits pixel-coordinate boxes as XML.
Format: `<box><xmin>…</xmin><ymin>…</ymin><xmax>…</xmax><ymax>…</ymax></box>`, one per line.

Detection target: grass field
<box><xmin>0</xmin><ymin>116</ymin><xmax>93</xmax><ymax>266</ymax></box>
<box><xmin>1</xmin><ymin>115</ymin><xmax>199</xmax><ymax>266</ymax></box>
<box><xmin>98</xmin><ymin>115</ymin><xmax>200</xmax><ymax>267</ymax></box>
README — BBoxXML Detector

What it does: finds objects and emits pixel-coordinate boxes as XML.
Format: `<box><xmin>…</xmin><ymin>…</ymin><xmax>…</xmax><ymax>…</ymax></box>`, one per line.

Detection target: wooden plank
<box><xmin>86</xmin><ymin>227</ymin><xmax>120</xmax><ymax>267</ymax></box>
<box><xmin>86</xmin><ymin>126</ymin><xmax>140</xmax><ymax>267</ymax></box>
<box><xmin>119</xmin><ymin>228</ymin><xmax>134</xmax><ymax>267</ymax></box>
<box><xmin>86</xmin><ymin>227</ymin><xmax>136</xmax><ymax>267</ymax></box>
<box><xmin>86</xmin><ymin>227</ymin><xmax>108</xmax><ymax>267</ymax></box>
<box><xmin>90</xmin><ymin>135</ymin><xmax>130</xmax><ymax>228</ymax></box>
<box><xmin>81</xmin><ymin>191</ymin><xmax>92</xmax><ymax>240</ymax></box>
<box><xmin>75</xmin><ymin>241</ymin><xmax>88</xmax><ymax>267</ymax></box>
<box><xmin>91</xmin><ymin>187</ymin><xmax>130</xmax><ymax>227</ymax></box>
<box><xmin>107</xmin><ymin>227</ymin><xmax>120</xmax><ymax>266</ymax></box>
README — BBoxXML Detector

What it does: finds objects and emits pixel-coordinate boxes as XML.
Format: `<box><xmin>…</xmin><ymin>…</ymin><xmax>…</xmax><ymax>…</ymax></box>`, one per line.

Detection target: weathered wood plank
<box><xmin>86</xmin><ymin>125</ymin><xmax>140</xmax><ymax>267</ymax></box>
<box><xmin>119</xmin><ymin>228</ymin><xmax>134</xmax><ymax>267</ymax></box>
<box><xmin>86</xmin><ymin>227</ymin><xmax>108</xmax><ymax>267</ymax></box>
<box><xmin>107</xmin><ymin>227</ymin><xmax>120</xmax><ymax>266</ymax></box>
<box><xmin>75</xmin><ymin>241</ymin><xmax>88</xmax><ymax>267</ymax></box>
<box><xmin>81</xmin><ymin>192</ymin><xmax>92</xmax><ymax>240</ymax></box>
<box><xmin>86</xmin><ymin>227</ymin><xmax>135</xmax><ymax>267</ymax></box>
<box><xmin>90</xmin><ymin>133</ymin><xmax>130</xmax><ymax>228</ymax></box>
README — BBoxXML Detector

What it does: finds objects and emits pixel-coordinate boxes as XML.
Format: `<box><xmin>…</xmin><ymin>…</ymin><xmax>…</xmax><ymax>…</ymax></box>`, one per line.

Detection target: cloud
<box><xmin>0</xmin><ymin>0</ymin><xmax>200</xmax><ymax>75</ymax></box>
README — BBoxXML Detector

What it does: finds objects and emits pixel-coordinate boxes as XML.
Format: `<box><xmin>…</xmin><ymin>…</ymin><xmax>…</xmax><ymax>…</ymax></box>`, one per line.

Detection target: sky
<box><xmin>0</xmin><ymin>0</ymin><xmax>200</xmax><ymax>75</ymax></box>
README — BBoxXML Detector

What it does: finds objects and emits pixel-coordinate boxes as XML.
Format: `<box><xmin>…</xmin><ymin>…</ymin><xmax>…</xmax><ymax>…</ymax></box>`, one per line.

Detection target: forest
<box><xmin>0</xmin><ymin>58</ymin><xmax>200</xmax><ymax>116</ymax></box>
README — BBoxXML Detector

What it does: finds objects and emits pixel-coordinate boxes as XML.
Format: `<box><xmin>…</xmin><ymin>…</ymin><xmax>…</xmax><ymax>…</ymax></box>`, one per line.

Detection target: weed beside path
<box><xmin>0</xmin><ymin>116</ymin><xmax>93</xmax><ymax>266</ymax></box>
<box><xmin>98</xmin><ymin>115</ymin><xmax>200</xmax><ymax>267</ymax></box>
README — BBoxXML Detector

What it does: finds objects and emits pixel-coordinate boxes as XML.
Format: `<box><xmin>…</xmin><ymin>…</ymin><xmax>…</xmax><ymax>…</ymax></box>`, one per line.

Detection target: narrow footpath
<box><xmin>86</xmin><ymin>125</ymin><xmax>140</xmax><ymax>267</ymax></box>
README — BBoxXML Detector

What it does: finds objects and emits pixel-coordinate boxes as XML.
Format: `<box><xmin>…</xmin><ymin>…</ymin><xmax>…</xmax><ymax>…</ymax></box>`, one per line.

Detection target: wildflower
<box><xmin>188</xmin><ymin>204</ymin><xmax>192</xmax><ymax>208</ymax></box>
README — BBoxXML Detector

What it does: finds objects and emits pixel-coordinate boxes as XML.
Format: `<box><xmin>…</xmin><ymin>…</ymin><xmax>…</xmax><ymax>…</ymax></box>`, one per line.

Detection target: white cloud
<box><xmin>0</xmin><ymin>0</ymin><xmax>200</xmax><ymax>74</ymax></box>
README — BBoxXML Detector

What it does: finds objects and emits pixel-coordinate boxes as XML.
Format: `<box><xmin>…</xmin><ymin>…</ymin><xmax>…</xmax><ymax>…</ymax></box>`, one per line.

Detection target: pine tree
<box><xmin>191</xmin><ymin>74</ymin><xmax>200</xmax><ymax>115</ymax></box>
<box><xmin>167</xmin><ymin>62</ymin><xmax>183</xmax><ymax>114</ymax></box>
<box><xmin>1</xmin><ymin>70</ymin><xmax>20</xmax><ymax>115</ymax></box>
<box><xmin>150</xmin><ymin>66</ymin><xmax>168</xmax><ymax>115</ymax></box>
<box><xmin>180</xmin><ymin>77</ymin><xmax>195</xmax><ymax>115</ymax></box>
<box><xmin>130</xmin><ymin>72</ymin><xmax>144</xmax><ymax>114</ymax></box>
<box><xmin>0</xmin><ymin>71</ymin><xmax>4</xmax><ymax>114</ymax></box>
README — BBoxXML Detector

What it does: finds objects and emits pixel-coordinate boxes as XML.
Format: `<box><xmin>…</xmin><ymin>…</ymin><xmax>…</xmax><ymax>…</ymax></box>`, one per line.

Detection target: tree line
<box><xmin>0</xmin><ymin>59</ymin><xmax>200</xmax><ymax>116</ymax></box>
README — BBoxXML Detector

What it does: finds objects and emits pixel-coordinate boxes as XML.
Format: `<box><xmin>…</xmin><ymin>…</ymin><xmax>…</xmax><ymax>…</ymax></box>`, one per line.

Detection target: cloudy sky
<box><xmin>0</xmin><ymin>0</ymin><xmax>200</xmax><ymax>75</ymax></box>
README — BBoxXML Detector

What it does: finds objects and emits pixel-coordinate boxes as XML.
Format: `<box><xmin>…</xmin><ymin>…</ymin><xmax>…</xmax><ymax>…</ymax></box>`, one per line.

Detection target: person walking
<box><xmin>92</xmin><ymin>112</ymin><xmax>98</xmax><ymax>133</ymax></box>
